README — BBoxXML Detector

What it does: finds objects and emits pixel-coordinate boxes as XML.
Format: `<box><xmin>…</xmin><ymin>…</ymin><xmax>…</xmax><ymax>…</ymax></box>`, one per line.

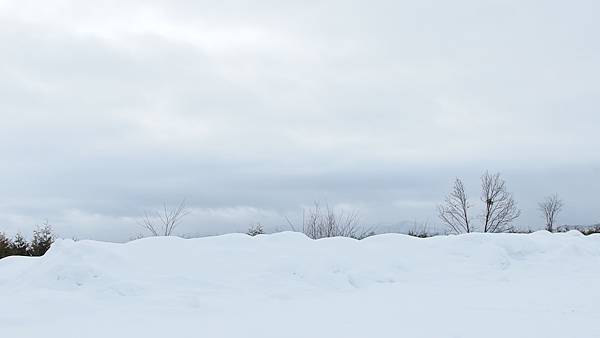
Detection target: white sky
<box><xmin>0</xmin><ymin>0</ymin><xmax>599</xmax><ymax>241</ymax></box>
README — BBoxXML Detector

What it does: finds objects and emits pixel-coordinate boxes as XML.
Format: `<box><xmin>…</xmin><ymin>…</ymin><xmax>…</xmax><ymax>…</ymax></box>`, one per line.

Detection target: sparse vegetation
<box><xmin>407</xmin><ymin>221</ymin><xmax>438</xmax><ymax>238</ymax></box>
<box><xmin>286</xmin><ymin>202</ymin><xmax>373</xmax><ymax>240</ymax></box>
<box><xmin>0</xmin><ymin>187</ymin><xmax>593</xmax><ymax>253</ymax></box>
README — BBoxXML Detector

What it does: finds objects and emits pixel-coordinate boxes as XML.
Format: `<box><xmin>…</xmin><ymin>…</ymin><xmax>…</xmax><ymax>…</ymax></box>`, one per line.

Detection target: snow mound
<box><xmin>1</xmin><ymin>231</ymin><xmax>599</xmax><ymax>337</ymax></box>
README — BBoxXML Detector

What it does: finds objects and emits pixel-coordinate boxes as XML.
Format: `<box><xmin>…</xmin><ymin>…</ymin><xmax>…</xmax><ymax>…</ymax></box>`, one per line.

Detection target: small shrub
<box><xmin>247</xmin><ymin>223</ymin><xmax>264</xmax><ymax>236</ymax></box>
<box><xmin>407</xmin><ymin>222</ymin><xmax>438</xmax><ymax>238</ymax></box>
<box><xmin>407</xmin><ymin>228</ymin><xmax>433</xmax><ymax>238</ymax></box>
<box><xmin>355</xmin><ymin>230</ymin><xmax>376</xmax><ymax>240</ymax></box>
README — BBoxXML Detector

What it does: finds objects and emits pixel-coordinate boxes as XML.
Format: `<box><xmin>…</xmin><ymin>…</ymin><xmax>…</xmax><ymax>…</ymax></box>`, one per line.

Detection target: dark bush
<box><xmin>29</xmin><ymin>223</ymin><xmax>55</xmax><ymax>256</ymax></box>
<box><xmin>10</xmin><ymin>233</ymin><xmax>29</xmax><ymax>256</ymax></box>
<box><xmin>0</xmin><ymin>233</ymin><xmax>12</xmax><ymax>259</ymax></box>
<box><xmin>0</xmin><ymin>223</ymin><xmax>56</xmax><ymax>259</ymax></box>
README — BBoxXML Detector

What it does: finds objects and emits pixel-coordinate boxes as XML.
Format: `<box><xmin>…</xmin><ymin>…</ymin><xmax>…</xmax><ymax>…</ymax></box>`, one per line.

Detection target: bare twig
<box><xmin>138</xmin><ymin>199</ymin><xmax>191</xmax><ymax>236</ymax></box>
<box><xmin>287</xmin><ymin>202</ymin><xmax>373</xmax><ymax>239</ymax></box>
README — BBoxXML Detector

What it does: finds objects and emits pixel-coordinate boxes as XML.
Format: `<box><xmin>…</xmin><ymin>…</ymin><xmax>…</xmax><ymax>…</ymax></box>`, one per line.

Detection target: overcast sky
<box><xmin>0</xmin><ymin>0</ymin><xmax>599</xmax><ymax>241</ymax></box>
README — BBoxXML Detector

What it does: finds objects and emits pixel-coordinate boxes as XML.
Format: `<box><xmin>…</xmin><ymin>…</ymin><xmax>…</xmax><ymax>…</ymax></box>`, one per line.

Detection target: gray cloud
<box><xmin>0</xmin><ymin>0</ymin><xmax>599</xmax><ymax>240</ymax></box>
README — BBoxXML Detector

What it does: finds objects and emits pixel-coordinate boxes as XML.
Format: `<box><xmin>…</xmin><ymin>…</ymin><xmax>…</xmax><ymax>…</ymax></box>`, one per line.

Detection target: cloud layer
<box><xmin>1</xmin><ymin>0</ymin><xmax>599</xmax><ymax>240</ymax></box>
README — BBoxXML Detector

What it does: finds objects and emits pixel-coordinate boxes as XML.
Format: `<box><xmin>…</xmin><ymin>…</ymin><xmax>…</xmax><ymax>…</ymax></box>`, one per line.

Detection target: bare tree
<box><xmin>139</xmin><ymin>200</ymin><xmax>191</xmax><ymax>236</ymax></box>
<box><xmin>539</xmin><ymin>194</ymin><xmax>563</xmax><ymax>232</ymax></box>
<box><xmin>437</xmin><ymin>178</ymin><xmax>472</xmax><ymax>234</ymax></box>
<box><xmin>480</xmin><ymin>172</ymin><xmax>521</xmax><ymax>233</ymax></box>
<box><xmin>286</xmin><ymin>202</ymin><xmax>372</xmax><ymax>239</ymax></box>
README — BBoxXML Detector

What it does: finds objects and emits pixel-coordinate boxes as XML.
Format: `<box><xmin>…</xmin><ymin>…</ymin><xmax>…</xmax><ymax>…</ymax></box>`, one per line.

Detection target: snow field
<box><xmin>1</xmin><ymin>231</ymin><xmax>599</xmax><ymax>337</ymax></box>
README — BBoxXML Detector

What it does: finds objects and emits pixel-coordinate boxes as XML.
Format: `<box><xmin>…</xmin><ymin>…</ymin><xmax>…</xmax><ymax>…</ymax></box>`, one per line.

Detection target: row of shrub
<box><xmin>2</xmin><ymin>218</ymin><xmax>598</xmax><ymax>261</ymax></box>
<box><xmin>405</xmin><ymin>224</ymin><xmax>600</xmax><ymax>239</ymax></box>
<box><xmin>0</xmin><ymin>223</ymin><xmax>55</xmax><ymax>259</ymax></box>
<box><xmin>556</xmin><ymin>224</ymin><xmax>600</xmax><ymax>236</ymax></box>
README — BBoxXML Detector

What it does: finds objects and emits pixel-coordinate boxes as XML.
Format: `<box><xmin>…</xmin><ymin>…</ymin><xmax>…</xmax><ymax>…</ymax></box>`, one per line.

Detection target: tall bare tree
<box><xmin>480</xmin><ymin>172</ymin><xmax>521</xmax><ymax>233</ymax></box>
<box><xmin>139</xmin><ymin>199</ymin><xmax>191</xmax><ymax>236</ymax></box>
<box><xmin>539</xmin><ymin>194</ymin><xmax>563</xmax><ymax>232</ymax></box>
<box><xmin>438</xmin><ymin>178</ymin><xmax>472</xmax><ymax>234</ymax></box>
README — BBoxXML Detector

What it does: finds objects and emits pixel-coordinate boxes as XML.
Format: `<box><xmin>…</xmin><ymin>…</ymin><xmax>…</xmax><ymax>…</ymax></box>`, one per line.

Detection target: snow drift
<box><xmin>1</xmin><ymin>231</ymin><xmax>599</xmax><ymax>337</ymax></box>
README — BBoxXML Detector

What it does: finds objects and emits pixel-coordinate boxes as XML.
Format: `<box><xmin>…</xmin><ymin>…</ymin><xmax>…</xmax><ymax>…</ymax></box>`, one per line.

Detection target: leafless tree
<box><xmin>480</xmin><ymin>171</ymin><xmax>521</xmax><ymax>233</ymax></box>
<box><xmin>437</xmin><ymin>178</ymin><xmax>473</xmax><ymax>234</ymax></box>
<box><xmin>138</xmin><ymin>200</ymin><xmax>191</xmax><ymax>236</ymax></box>
<box><xmin>286</xmin><ymin>202</ymin><xmax>372</xmax><ymax>239</ymax></box>
<box><xmin>539</xmin><ymin>194</ymin><xmax>563</xmax><ymax>232</ymax></box>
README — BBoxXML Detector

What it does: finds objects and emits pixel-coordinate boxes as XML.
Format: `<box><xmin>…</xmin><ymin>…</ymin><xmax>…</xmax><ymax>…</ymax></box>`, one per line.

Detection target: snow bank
<box><xmin>1</xmin><ymin>231</ymin><xmax>599</xmax><ymax>337</ymax></box>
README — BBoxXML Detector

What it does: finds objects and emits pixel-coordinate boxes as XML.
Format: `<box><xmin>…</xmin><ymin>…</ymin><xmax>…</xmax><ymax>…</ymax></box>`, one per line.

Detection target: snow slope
<box><xmin>1</xmin><ymin>231</ymin><xmax>599</xmax><ymax>338</ymax></box>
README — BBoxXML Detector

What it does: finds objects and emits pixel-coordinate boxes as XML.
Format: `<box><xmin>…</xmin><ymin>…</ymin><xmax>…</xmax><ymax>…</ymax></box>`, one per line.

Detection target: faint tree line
<box><xmin>132</xmin><ymin>187</ymin><xmax>585</xmax><ymax>240</ymax></box>
<box><xmin>136</xmin><ymin>200</ymin><xmax>376</xmax><ymax>240</ymax></box>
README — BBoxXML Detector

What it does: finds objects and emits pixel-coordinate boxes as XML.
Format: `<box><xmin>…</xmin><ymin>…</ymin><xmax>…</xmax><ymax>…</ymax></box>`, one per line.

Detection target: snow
<box><xmin>1</xmin><ymin>231</ymin><xmax>599</xmax><ymax>337</ymax></box>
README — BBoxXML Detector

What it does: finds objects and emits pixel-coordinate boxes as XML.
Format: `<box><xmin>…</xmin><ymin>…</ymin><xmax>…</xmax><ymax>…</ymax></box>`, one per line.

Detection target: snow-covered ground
<box><xmin>1</xmin><ymin>231</ymin><xmax>599</xmax><ymax>337</ymax></box>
